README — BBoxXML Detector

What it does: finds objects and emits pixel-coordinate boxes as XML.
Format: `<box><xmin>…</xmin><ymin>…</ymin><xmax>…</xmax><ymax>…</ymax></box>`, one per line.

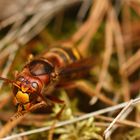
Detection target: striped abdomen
<box><xmin>43</xmin><ymin>47</ymin><xmax>81</xmax><ymax>68</ymax></box>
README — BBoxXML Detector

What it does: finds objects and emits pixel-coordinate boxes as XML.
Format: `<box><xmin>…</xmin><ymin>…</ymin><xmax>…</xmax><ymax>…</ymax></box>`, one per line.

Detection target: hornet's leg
<box><xmin>55</xmin><ymin>104</ymin><xmax>66</xmax><ymax>119</ymax></box>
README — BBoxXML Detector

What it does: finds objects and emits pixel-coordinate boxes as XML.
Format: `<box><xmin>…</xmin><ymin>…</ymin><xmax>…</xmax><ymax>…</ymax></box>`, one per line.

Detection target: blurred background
<box><xmin>0</xmin><ymin>0</ymin><xmax>140</xmax><ymax>139</ymax></box>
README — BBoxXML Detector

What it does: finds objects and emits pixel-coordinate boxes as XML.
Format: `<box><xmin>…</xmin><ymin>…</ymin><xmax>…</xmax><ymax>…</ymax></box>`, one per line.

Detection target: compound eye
<box><xmin>32</xmin><ymin>82</ymin><xmax>38</xmax><ymax>90</ymax></box>
<box><xmin>18</xmin><ymin>76</ymin><xmax>25</xmax><ymax>82</ymax></box>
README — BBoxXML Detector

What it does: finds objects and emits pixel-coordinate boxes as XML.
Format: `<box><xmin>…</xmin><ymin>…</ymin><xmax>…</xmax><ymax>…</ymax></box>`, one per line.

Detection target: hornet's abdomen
<box><xmin>43</xmin><ymin>47</ymin><xmax>81</xmax><ymax>67</ymax></box>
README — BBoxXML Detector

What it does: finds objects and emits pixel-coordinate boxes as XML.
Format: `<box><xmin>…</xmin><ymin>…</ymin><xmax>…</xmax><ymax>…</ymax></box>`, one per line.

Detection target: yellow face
<box><xmin>16</xmin><ymin>90</ymin><xmax>29</xmax><ymax>104</ymax></box>
<box><xmin>14</xmin><ymin>75</ymin><xmax>40</xmax><ymax>104</ymax></box>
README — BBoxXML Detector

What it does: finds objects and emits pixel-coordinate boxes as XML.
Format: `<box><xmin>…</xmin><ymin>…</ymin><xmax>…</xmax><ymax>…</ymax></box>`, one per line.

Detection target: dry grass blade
<box><xmin>121</xmin><ymin>49</ymin><xmax>140</xmax><ymax>76</ymax></box>
<box><xmin>0</xmin><ymin>43</ymin><xmax>18</xmax><ymax>90</ymax></box>
<box><xmin>0</xmin><ymin>0</ymin><xmax>140</xmax><ymax>139</ymax></box>
<box><xmin>76</xmin><ymin>80</ymin><xmax>116</xmax><ymax>106</ymax></box>
<box><xmin>48</xmin><ymin>121</ymin><xmax>57</xmax><ymax>140</ymax></box>
<box><xmin>71</xmin><ymin>0</ymin><xmax>106</xmax><ymax>43</ymax></box>
<box><xmin>0</xmin><ymin>0</ymin><xmax>83</xmax><ymax>50</ymax></box>
<box><xmin>122</xmin><ymin>3</ymin><xmax>132</xmax><ymax>48</ymax></box>
<box><xmin>96</xmin><ymin>12</ymin><xmax>113</xmax><ymax>91</ymax></box>
<box><xmin>0</xmin><ymin>113</ymin><xmax>26</xmax><ymax>139</ymax></box>
<box><xmin>0</xmin><ymin>101</ymin><xmax>46</xmax><ymax>138</ymax></box>
<box><xmin>104</xmin><ymin>99</ymin><xmax>133</xmax><ymax>139</ymax></box>
<box><xmin>3</xmin><ymin>96</ymin><xmax>140</xmax><ymax>140</ymax></box>
<box><xmin>95</xmin><ymin>115</ymin><xmax>140</xmax><ymax>128</ymax></box>
<box><xmin>110</xmin><ymin>5</ymin><xmax>130</xmax><ymax>101</ymax></box>
<box><xmin>90</xmin><ymin>10</ymin><xmax>113</xmax><ymax>105</ymax></box>
<box><xmin>77</xmin><ymin>0</ymin><xmax>109</xmax><ymax>55</ymax></box>
<box><xmin>77</xmin><ymin>0</ymin><xmax>92</xmax><ymax>23</ymax></box>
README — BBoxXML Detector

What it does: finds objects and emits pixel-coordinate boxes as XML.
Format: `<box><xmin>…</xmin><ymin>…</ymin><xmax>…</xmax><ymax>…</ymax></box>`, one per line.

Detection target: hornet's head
<box><xmin>0</xmin><ymin>58</ymin><xmax>55</xmax><ymax>111</ymax></box>
<box><xmin>13</xmin><ymin>59</ymin><xmax>55</xmax><ymax>110</ymax></box>
<box><xmin>14</xmin><ymin>74</ymin><xmax>42</xmax><ymax>103</ymax></box>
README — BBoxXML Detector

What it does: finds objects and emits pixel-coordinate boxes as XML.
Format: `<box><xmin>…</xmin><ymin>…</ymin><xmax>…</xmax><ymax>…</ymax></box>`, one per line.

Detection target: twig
<box><xmin>72</xmin><ymin>0</ymin><xmax>106</xmax><ymax>46</ymax></box>
<box><xmin>104</xmin><ymin>98</ymin><xmax>134</xmax><ymax>139</ymax></box>
<box><xmin>0</xmin><ymin>0</ymin><xmax>41</xmax><ymax>29</ymax></box>
<box><xmin>0</xmin><ymin>43</ymin><xmax>18</xmax><ymax>90</ymax></box>
<box><xmin>90</xmin><ymin>9</ymin><xmax>113</xmax><ymax>105</ymax></box>
<box><xmin>122</xmin><ymin>2</ymin><xmax>132</xmax><ymax>49</ymax></box>
<box><xmin>0</xmin><ymin>13</ymin><xmax>24</xmax><ymax>30</ymax></box>
<box><xmin>77</xmin><ymin>0</ymin><xmax>92</xmax><ymax>23</ymax></box>
<box><xmin>0</xmin><ymin>111</ymin><xmax>50</xmax><ymax>127</ymax></box>
<box><xmin>77</xmin><ymin>0</ymin><xmax>108</xmax><ymax>55</ymax></box>
<box><xmin>48</xmin><ymin>121</ymin><xmax>57</xmax><ymax>140</ymax></box>
<box><xmin>0</xmin><ymin>101</ymin><xmax>46</xmax><ymax>138</ymax></box>
<box><xmin>121</xmin><ymin>49</ymin><xmax>140</xmax><ymax>76</ymax></box>
<box><xmin>0</xmin><ymin>0</ymin><xmax>83</xmax><ymax>51</ymax></box>
<box><xmin>0</xmin><ymin>114</ymin><xmax>26</xmax><ymax>139</ymax></box>
<box><xmin>110</xmin><ymin>4</ymin><xmax>130</xmax><ymax>101</ymax></box>
<box><xmin>3</xmin><ymin>96</ymin><xmax>140</xmax><ymax>140</ymax></box>
<box><xmin>95</xmin><ymin>115</ymin><xmax>140</xmax><ymax>128</ymax></box>
<box><xmin>18</xmin><ymin>0</ymin><xmax>83</xmax><ymax>45</ymax></box>
<box><xmin>94</xmin><ymin>122</ymin><xmax>119</xmax><ymax>127</ymax></box>
<box><xmin>104</xmin><ymin>100</ymin><xmax>133</xmax><ymax>139</ymax></box>
<box><xmin>76</xmin><ymin>80</ymin><xmax>115</xmax><ymax>106</ymax></box>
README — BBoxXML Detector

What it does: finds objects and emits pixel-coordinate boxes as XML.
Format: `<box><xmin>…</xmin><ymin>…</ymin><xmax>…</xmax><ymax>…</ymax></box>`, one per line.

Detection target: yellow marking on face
<box><xmin>16</xmin><ymin>91</ymin><xmax>29</xmax><ymax>104</ymax></box>
<box><xmin>21</xmin><ymin>86</ymin><xmax>29</xmax><ymax>92</ymax></box>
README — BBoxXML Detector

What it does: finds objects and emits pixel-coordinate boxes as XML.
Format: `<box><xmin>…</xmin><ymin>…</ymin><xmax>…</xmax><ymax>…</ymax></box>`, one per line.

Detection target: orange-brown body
<box><xmin>13</xmin><ymin>47</ymin><xmax>81</xmax><ymax>110</ymax></box>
